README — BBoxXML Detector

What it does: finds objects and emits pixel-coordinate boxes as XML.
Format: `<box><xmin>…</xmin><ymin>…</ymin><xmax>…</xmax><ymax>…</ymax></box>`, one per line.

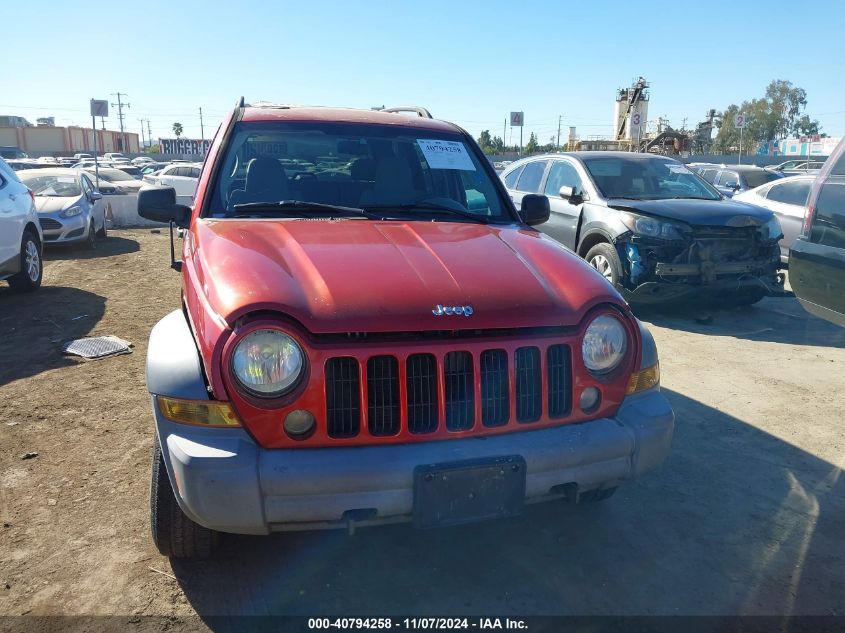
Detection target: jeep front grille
<box><xmin>325</xmin><ymin>343</ymin><xmax>572</xmax><ymax>439</ymax></box>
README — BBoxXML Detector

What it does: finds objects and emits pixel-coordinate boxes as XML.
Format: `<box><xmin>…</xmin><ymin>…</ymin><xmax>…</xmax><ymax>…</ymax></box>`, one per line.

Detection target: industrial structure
<box><xmin>0</xmin><ymin>121</ymin><xmax>139</xmax><ymax>156</ymax></box>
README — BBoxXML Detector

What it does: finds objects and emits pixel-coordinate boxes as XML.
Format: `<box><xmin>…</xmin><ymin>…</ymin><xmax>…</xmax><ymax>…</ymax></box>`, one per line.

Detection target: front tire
<box><xmin>585</xmin><ymin>243</ymin><xmax>623</xmax><ymax>289</ymax></box>
<box><xmin>150</xmin><ymin>435</ymin><xmax>219</xmax><ymax>559</ymax></box>
<box><xmin>96</xmin><ymin>211</ymin><xmax>107</xmax><ymax>238</ymax></box>
<box><xmin>83</xmin><ymin>221</ymin><xmax>97</xmax><ymax>250</ymax></box>
<box><xmin>7</xmin><ymin>230</ymin><xmax>42</xmax><ymax>292</ymax></box>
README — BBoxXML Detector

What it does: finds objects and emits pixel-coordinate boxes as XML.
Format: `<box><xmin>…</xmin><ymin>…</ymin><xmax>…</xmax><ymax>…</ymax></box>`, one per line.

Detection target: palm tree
<box><xmin>172</xmin><ymin>122</ymin><xmax>183</xmax><ymax>138</ymax></box>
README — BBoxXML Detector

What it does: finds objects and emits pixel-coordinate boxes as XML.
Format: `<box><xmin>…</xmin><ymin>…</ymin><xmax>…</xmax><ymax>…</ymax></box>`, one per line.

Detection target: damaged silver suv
<box><xmin>502</xmin><ymin>152</ymin><xmax>783</xmax><ymax>306</ymax></box>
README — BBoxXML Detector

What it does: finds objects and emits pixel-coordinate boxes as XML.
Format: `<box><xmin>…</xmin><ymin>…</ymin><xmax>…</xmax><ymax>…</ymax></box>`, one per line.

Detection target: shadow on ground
<box><xmin>635</xmin><ymin>296</ymin><xmax>845</xmax><ymax>349</ymax></box>
<box><xmin>42</xmin><ymin>235</ymin><xmax>140</xmax><ymax>261</ymax></box>
<box><xmin>0</xmin><ymin>286</ymin><xmax>106</xmax><ymax>386</ymax></box>
<box><xmin>170</xmin><ymin>389</ymin><xmax>845</xmax><ymax>622</ymax></box>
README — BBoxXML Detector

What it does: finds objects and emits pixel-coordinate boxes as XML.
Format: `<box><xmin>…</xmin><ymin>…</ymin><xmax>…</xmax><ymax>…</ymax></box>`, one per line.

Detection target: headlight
<box><xmin>582</xmin><ymin>314</ymin><xmax>628</xmax><ymax>374</ymax></box>
<box><xmin>232</xmin><ymin>329</ymin><xmax>304</xmax><ymax>398</ymax></box>
<box><xmin>760</xmin><ymin>216</ymin><xmax>783</xmax><ymax>241</ymax></box>
<box><xmin>621</xmin><ymin>212</ymin><xmax>687</xmax><ymax>240</ymax></box>
<box><xmin>59</xmin><ymin>206</ymin><xmax>82</xmax><ymax>218</ymax></box>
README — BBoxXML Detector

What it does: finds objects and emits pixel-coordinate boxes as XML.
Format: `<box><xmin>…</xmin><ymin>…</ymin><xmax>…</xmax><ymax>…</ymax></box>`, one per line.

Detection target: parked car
<box><xmin>0</xmin><ymin>157</ymin><xmax>42</xmax><ymax>291</ymax></box>
<box><xmin>733</xmin><ymin>175</ymin><xmax>814</xmax><ymax>264</ymax></box>
<box><xmin>693</xmin><ymin>164</ymin><xmax>784</xmax><ymax>197</ymax></box>
<box><xmin>131</xmin><ymin>156</ymin><xmax>155</xmax><ymax>166</ymax></box>
<box><xmin>112</xmin><ymin>164</ymin><xmax>143</xmax><ymax>180</ymax></box>
<box><xmin>137</xmin><ymin>101</ymin><xmax>674</xmax><ymax>558</ymax></box>
<box><xmin>781</xmin><ymin>161</ymin><xmax>826</xmax><ymax>177</ymax></box>
<box><xmin>73</xmin><ymin>153</ymin><xmax>93</xmax><ymax>161</ymax></box>
<box><xmin>143</xmin><ymin>162</ymin><xmax>201</xmax><ymax>202</ymax></box>
<box><xmin>82</xmin><ymin>167</ymin><xmax>145</xmax><ymax>193</ymax></box>
<box><xmin>0</xmin><ymin>146</ymin><xmax>28</xmax><ymax>160</ymax></box>
<box><xmin>501</xmin><ymin>152</ymin><xmax>783</xmax><ymax>306</ymax></box>
<box><xmin>6</xmin><ymin>159</ymin><xmax>37</xmax><ymax>171</ymax></box>
<box><xmin>103</xmin><ymin>152</ymin><xmax>127</xmax><ymax>162</ymax></box>
<box><xmin>789</xmin><ymin>138</ymin><xmax>845</xmax><ymax>326</ymax></box>
<box><xmin>17</xmin><ymin>168</ymin><xmax>105</xmax><ymax>249</ymax></box>
<box><xmin>139</xmin><ymin>162</ymin><xmax>170</xmax><ymax>176</ymax></box>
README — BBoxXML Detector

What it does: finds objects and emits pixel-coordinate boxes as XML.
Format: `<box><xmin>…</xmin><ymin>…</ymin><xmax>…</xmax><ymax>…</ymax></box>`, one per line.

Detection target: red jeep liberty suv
<box><xmin>139</xmin><ymin>100</ymin><xmax>674</xmax><ymax>558</ymax></box>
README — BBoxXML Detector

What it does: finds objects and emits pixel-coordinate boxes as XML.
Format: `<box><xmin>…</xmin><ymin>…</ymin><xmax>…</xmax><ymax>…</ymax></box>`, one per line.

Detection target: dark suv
<box><xmin>789</xmin><ymin>138</ymin><xmax>845</xmax><ymax>326</ymax></box>
<box><xmin>501</xmin><ymin>152</ymin><xmax>783</xmax><ymax>305</ymax></box>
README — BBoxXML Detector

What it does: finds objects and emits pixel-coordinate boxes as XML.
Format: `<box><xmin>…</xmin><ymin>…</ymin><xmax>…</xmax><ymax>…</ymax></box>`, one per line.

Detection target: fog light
<box><xmin>284</xmin><ymin>409</ymin><xmax>315</xmax><ymax>438</ymax></box>
<box><xmin>579</xmin><ymin>387</ymin><xmax>601</xmax><ymax>413</ymax></box>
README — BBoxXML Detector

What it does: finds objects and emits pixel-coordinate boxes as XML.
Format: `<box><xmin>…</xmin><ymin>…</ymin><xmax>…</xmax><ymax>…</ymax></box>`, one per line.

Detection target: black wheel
<box><xmin>150</xmin><ymin>435</ymin><xmax>219</xmax><ymax>558</ymax></box>
<box><xmin>7</xmin><ymin>230</ymin><xmax>42</xmax><ymax>292</ymax></box>
<box><xmin>82</xmin><ymin>221</ymin><xmax>97</xmax><ymax>250</ymax></box>
<box><xmin>96</xmin><ymin>211</ymin><xmax>107</xmax><ymax>238</ymax></box>
<box><xmin>580</xmin><ymin>487</ymin><xmax>617</xmax><ymax>503</ymax></box>
<box><xmin>584</xmin><ymin>243</ymin><xmax>623</xmax><ymax>289</ymax></box>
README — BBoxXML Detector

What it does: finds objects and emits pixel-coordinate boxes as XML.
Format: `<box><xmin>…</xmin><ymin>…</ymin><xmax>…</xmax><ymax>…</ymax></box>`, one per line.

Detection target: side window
<box><xmin>503</xmin><ymin>165</ymin><xmax>524</xmax><ymax>189</ymax></box>
<box><xmin>0</xmin><ymin>158</ymin><xmax>19</xmax><ymax>186</ymax></box>
<box><xmin>190</xmin><ymin>167</ymin><xmax>201</xmax><ymax>179</ymax></box>
<box><xmin>175</xmin><ymin>167</ymin><xmax>189</xmax><ymax>177</ymax></box>
<box><xmin>700</xmin><ymin>169</ymin><xmax>718</xmax><ymax>183</ymax></box>
<box><xmin>515</xmin><ymin>160</ymin><xmax>548</xmax><ymax>193</ymax></box>
<box><xmin>80</xmin><ymin>175</ymin><xmax>93</xmax><ymax>197</ymax></box>
<box><xmin>767</xmin><ymin>181</ymin><xmax>811</xmax><ymax>206</ymax></box>
<box><xmin>544</xmin><ymin>161</ymin><xmax>583</xmax><ymax>197</ymax></box>
<box><xmin>830</xmin><ymin>151</ymin><xmax>845</xmax><ymax>176</ymax></box>
<box><xmin>811</xmin><ymin>179</ymin><xmax>845</xmax><ymax>248</ymax></box>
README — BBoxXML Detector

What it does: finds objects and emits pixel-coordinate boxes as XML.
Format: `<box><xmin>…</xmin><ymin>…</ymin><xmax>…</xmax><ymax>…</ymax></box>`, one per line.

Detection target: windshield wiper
<box><xmin>362</xmin><ymin>202</ymin><xmax>490</xmax><ymax>224</ymax></box>
<box><xmin>232</xmin><ymin>200</ymin><xmax>376</xmax><ymax>219</ymax></box>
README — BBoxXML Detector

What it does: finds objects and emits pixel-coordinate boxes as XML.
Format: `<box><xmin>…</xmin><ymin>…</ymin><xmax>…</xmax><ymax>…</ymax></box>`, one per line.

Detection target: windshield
<box><xmin>744</xmin><ymin>171</ymin><xmax>782</xmax><ymax>189</ymax></box>
<box><xmin>582</xmin><ymin>156</ymin><xmax>721</xmax><ymax>201</ymax></box>
<box><xmin>19</xmin><ymin>172</ymin><xmax>81</xmax><ymax>197</ymax></box>
<box><xmin>88</xmin><ymin>168</ymin><xmax>135</xmax><ymax>182</ymax></box>
<box><xmin>206</xmin><ymin>122</ymin><xmax>511</xmax><ymax>222</ymax></box>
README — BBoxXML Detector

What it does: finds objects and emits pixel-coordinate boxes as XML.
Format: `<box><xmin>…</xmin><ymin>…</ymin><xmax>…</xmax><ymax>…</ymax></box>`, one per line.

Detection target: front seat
<box><xmin>358</xmin><ymin>156</ymin><xmax>416</xmax><ymax>206</ymax></box>
<box><xmin>228</xmin><ymin>157</ymin><xmax>290</xmax><ymax>209</ymax></box>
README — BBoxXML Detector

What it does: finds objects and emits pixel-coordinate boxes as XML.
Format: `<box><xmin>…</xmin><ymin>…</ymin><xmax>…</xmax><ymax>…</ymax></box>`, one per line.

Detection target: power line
<box><xmin>110</xmin><ymin>92</ymin><xmax>130</xmax><ymax>151</ymax></box>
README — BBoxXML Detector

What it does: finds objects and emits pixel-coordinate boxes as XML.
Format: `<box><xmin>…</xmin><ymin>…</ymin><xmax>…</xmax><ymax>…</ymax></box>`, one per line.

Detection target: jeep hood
<box><xmin>606</xmin><ymin>197</ymin><xmax>775</xmax><ymax>226</ymax></box>
<box><xmin>192</xmin><ymin>219</ymin><xmax>621</xmax><ymax>333</ymax></box>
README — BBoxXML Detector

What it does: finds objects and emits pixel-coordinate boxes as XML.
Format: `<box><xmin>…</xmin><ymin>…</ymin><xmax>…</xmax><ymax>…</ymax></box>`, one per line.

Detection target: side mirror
<box><xmin>89</xmin><ymin>191</ymin><xmax>103</xmax><ymax>202</ymax></box>
<box><xmin>519</xmin><ymin>194</ymin><xmax>550</xmax><ymax>226</ymax></box>
<box><xmin>724</xmin><ymin>181</ymin><xmax>739</xmax><ymax>190</ymax></box>
<box><xmin>138</xmin><ymin>186</ymin><xmax>191</xmax><ymax>228</ymax></box>
<box><xmin>559</xmin><ymin>185</ymin><xmax>575</xmax><ymax>199</ymax></box>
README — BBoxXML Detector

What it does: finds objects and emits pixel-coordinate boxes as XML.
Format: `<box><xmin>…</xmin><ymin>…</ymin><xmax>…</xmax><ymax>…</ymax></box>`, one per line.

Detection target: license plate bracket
<box><xmin>413</xmin><ymin>455</ymin><xmax>526</xmax><ymax>529</ymax></box>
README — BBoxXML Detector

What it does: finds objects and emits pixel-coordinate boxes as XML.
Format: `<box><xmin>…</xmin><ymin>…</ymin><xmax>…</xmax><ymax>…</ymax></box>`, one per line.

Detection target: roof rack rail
<box><xmin>381</xmin><ymin>106</ymin><xmax>433</xmax><ymax>119</ymax></box>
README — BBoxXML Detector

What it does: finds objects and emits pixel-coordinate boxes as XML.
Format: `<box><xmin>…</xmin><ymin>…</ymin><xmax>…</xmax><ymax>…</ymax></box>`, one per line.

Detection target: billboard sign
<box><xmin>159</xmin><ymin>138</ymin><xmax>211</xmax><ymax>155</ymax></box>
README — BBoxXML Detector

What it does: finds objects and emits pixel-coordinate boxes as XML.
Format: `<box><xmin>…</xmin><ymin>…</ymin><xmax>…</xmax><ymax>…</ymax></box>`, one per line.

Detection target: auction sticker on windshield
<box><xmin>417</xmin><ymin>139</ymin><xmax>476</xmax><ymax>171</ymax></box>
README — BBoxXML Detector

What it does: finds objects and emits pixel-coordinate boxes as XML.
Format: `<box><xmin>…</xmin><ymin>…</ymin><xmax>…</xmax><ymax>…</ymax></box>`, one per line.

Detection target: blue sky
<box><xmin>5</xmin><ymin>0</ymin><xmax>844</xmax><ymax>145</ymax></box>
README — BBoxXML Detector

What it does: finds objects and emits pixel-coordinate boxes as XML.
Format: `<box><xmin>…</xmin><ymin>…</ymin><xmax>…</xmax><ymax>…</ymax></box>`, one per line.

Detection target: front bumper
<box><xmin>153</xmin><ymin>389</ymin><xmax>674</xmax><ymax>535</ymax></box>
<box><xmin>38</xmin><ymin>212</ymin><xmax>90</xmax><ymax>243</ymax></box>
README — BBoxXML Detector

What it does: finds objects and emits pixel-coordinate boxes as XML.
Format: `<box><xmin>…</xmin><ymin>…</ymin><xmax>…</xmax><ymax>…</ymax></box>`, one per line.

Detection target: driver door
<box><xmin>540</xmin><ymin>159</ymin><xmax>584</xmax><ymax>251</ymax></box>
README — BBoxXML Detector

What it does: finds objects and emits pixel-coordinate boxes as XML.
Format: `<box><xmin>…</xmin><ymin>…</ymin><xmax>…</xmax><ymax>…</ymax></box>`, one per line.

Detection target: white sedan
<box><xmin>732</xmin><ymin>175</ymin><xmax>815</xmax><ymax>264</ymax></box>
<box><xmin>143</xmin><ymin>162</ymin><xmax>201</xmax><ymax>204</ymax></box>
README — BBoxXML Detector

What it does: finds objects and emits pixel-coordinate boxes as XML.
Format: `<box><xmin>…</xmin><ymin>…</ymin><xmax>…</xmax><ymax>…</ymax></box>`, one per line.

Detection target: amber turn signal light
<box><xmin>625</xmin><ymin>363</ymin><xmax>660</xmax><ymax>394</ymax></box>
<box><xmin>157</xmin><ymin>396</ymin><xmax>242</xmax><ymax>427</ymax></box>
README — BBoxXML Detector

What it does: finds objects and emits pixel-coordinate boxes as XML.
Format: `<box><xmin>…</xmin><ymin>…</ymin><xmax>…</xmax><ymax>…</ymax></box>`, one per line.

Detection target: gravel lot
<box><xmin>1</xmin><ymin>229</ymin><xmax>844</xmax><ymax>627</ymax></box>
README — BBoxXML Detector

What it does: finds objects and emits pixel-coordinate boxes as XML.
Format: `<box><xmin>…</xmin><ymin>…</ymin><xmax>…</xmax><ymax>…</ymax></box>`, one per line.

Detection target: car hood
<box><xmin>192</xmin><ymin>219</ymin><xmax>622</xmax><ymax>333</ymax></box>
<box><xmin>34</xmin><ymin>196</ymin><xmax>80</xmax><ymax>214</ymax></box>
<box><xmin>606</xmin><ymin>197</ymin><xmax>775</xmax><ymax>226</ymax></box>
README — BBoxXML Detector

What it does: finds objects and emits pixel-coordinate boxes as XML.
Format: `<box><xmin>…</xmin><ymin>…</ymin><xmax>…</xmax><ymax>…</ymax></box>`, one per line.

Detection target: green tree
<box><xmin>491</xmin><ymin>135</ymin><xmax>504</xmax><ymax>153</ymax></box>
<box><xmin>794</xmin><ymin>114</ymin><xmax>822</xmax><ymax>136</ymax></box>
<box><xmin>524</xmin><ymin>132</ymin><xmax>539</xmax><ymax>155</ymax></box>
<box><xmin>477</xmin><ymin>130</ymin><xmax>492</xmax><ymax>150</ymax></box>
<box><xmin>172</xmin><ymin>122</ymin><xmax>183</xmax><ymax>138</ymax></box>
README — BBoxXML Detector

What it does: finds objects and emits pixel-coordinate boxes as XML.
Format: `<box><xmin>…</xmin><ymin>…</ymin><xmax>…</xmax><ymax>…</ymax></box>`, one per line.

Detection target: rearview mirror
<box><xmin>519</xmin><ymin>194</ymin><xmax>550</xmax><ymax>226</ymax></box>
<box><xmin>138</xmin><ymin>186</ymin><xmax>191</xmax><ymax>228</ymax></box>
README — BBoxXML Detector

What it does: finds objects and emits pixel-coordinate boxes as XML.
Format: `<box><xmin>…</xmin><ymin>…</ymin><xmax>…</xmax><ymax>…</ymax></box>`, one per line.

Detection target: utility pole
<box><xmin>138</xmin><ymin>118</ymin><xmax>148</xmax><ymax>151</ymax></box>
<box><xmin>199</xmin><ymin>107</ymin><xmax>205</xmax><ymax>142</ymax></box>
<box><xmin>557</xmin><ymin>115</ymin><xmax>562</xmax><ymax>150</ymax></box>
<box><xmin>146</xmin><ymin>120</ymin><xmax>153</xmax><ymax>151</ymax></box>
<box><xmin>503</xmin><ymin>118</ymin><xmax>507</xmax><ymax>151</ymax></box>
<box><xmin>110</xmin><ymin>92</ymin><xmax>130</xmax><ymax>152</ymax></box>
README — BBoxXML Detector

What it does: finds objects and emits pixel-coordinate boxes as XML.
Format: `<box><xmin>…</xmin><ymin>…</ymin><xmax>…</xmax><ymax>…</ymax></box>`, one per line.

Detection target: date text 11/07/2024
<box><xmin>307</xmin><ymin>618</ymin><xmax>528</xmax><ymax>630</ymax></box>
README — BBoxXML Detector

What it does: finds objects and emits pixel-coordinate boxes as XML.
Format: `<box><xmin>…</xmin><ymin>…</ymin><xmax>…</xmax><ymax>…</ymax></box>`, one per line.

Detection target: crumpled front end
<box><xmin>619</xmin><ymin>225</ymin><xmax>782</xmax><ymax>303</ymax></box>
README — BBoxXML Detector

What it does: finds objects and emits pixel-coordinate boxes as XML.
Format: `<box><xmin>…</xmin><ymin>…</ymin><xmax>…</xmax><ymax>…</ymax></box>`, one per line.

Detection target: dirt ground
<box><xmin>1</xmin><ymin>229</ymin><xmax>844</xmax><ymax>629</ymax></box>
